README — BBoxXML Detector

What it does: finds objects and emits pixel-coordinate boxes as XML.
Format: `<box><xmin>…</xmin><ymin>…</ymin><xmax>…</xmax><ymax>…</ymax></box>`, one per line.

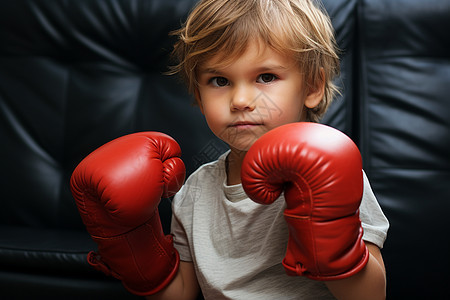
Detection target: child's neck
<box><xmin>225</xmin><ymin>149</ymin><xmax>246</xmax><ymax>186</ymax></box>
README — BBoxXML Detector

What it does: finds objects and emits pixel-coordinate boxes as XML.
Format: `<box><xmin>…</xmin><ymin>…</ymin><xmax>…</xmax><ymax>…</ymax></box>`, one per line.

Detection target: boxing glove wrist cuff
<box><xmin>283</xmin><ymin>246</ymin><xmax>369</xmax><ymax>281</ymax></box>
<box><xmin>88</xmin><ymin>213</ymin><xmax>180</xmax><ymax>296</ymax></box>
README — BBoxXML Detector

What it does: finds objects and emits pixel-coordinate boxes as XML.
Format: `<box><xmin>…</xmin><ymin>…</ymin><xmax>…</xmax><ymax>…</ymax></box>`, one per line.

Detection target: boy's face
<box><xmin>195</xmin><ymin>39</ymin><xmax>324</xmax><ymax>152</ymax></box>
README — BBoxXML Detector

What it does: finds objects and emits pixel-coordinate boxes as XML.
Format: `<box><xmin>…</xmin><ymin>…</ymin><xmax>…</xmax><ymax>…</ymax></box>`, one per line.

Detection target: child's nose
<box><xmin>230</xmin><ymin>84</ymin><xmax>256</xmax><ymax>111</ymax></box>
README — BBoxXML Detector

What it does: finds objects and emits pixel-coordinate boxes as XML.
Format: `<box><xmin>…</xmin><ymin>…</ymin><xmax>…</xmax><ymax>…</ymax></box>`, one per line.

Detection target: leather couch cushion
<box><xmin>357</xmin><ymin>0</ymin><xmax>450</xmax><ymax>298</ymax></box>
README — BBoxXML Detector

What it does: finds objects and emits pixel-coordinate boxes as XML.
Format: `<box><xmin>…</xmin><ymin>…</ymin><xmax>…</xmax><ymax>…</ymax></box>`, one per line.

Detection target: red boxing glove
<box><xmin>70</xmin><ymin>132</ymin><xmax>185</xmax><ymax>295</ymax></box>
<box><xmin>241</xmin><ymin>123</ymin><xmax>369</xmax><ymax>281</ymax></box>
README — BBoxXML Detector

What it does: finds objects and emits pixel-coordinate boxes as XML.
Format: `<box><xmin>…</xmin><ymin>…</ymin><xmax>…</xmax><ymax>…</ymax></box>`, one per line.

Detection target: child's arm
<box><xmin>146</xmin><ymin>261</ymin><xmax>200</xmax><ymax>300</ymax></box>
<box><xmin>325</xmin><ymin>243</ymin><xmax>386</xmax><ymax>300</ymax></box>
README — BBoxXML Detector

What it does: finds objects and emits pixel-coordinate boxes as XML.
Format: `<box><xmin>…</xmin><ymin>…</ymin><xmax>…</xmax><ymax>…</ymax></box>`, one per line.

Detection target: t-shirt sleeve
<box><xmin>360</xmin><ymin>171</ymin><xmax>390</xmax><ymax>249</ymax></box>
<box><xmin>171</xmin><ymin>185</ymin><xmax>194</xmax><ymax>262</ymax></box>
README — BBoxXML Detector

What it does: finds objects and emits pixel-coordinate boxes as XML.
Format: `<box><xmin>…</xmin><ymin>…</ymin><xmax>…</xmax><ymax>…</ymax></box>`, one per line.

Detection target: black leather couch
<box><xmin>1</xmin><ymin>0</ymin><xmax>449</xmax><ymax>299</ymax></box>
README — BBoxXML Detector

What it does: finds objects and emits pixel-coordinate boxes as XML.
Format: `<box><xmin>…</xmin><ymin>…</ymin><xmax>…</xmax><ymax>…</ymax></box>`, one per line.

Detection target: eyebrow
<box><xmin>255</xmin><ymin>64</ymin><xmax>289</xmax><ymax>72</ymax></box>
<box><xmin>198</xmin><ymin>68</ymin><xmax>221</xmax><ymax>75</ymax></box>
<box><xmin>198</xmin><ymin>64</ymin><xmax>289</xmax><ymax>75</ymax></box>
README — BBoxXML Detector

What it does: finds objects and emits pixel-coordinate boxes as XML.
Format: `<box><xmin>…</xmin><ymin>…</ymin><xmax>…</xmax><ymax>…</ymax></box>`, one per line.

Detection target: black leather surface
<box><xmin>0</xmin><ymin>0</ymin><xmax>449</xmax><ymax>298</ymax></box>
<box><xmin>0</xmin><ymin>0</ymin><xmax>209</xmax><ymax>298</ymax></box>
<box><xmin>358</xmin><ymin>0</ymin><xmax>450</xmax><ymax>298</ymax></box>
<box><xmin>320</xmin><ymin>0</ymin><xmax>358</xmax><ymax>135</ymax></box>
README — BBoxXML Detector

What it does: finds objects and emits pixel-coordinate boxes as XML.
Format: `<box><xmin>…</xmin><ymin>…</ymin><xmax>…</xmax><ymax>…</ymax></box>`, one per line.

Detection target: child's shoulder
<box><xmin>189</xmin><ymin>151</ymin><xmax>228</xmax><ymax>179</ymax></box>
<box><xmin>173</xmin><ymin>151</ymin><xmax>228</xmax><ymax>210</ymax></box>
<box><xmin>184</xmin><ymin>150</ymin><xmax>228</xmax><ymax>187</ymax></box>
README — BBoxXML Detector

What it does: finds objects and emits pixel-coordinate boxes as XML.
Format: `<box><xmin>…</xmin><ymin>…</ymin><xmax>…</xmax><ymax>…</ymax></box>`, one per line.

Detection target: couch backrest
<box><xmin>356</xmin><ymin>1</ymin><xmax>450</xmax><ymax>298</ymax></box>
<box><xmin>0</xmin><ymin>0</ymin><xmax>223</xmax><ymax>231</ymax></box>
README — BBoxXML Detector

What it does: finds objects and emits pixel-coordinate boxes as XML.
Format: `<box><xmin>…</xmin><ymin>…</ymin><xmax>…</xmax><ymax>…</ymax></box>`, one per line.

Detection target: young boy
<box><xmin>161</xmin><ymin>0</ymin><xmax>389</xmax><ymax>299</ymax></box>
<box><xmin>70</xmin><ymin>0</ymin><xmax>389</xmax><ymax>299</ymax></box>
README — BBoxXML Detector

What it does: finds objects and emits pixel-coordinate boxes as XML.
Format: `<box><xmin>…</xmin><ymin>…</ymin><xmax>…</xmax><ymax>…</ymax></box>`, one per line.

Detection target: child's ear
<box><xmin>194</xmin><ymin>88</ymin><xmax>205</xmax><ymax>114</ymax></box>
<box><xmin>304</xmin><ymin>68</ymin><xmax>326</xmax><ymax>109</ymax></box>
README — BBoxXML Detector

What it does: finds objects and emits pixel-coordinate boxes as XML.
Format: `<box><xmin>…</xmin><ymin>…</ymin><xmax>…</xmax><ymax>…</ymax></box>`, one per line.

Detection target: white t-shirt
<box><xmin>171</xmin><ymin>151</ymin><xmax>389</xmax><ymax>300</ymax></box>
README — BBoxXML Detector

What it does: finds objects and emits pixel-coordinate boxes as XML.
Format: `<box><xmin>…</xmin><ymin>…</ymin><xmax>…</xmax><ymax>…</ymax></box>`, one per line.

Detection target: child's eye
<box><xmin>257</xmin><ymin>73</ymin><xmax>277</xmax><ymax>84</ymax></box>
<box><xmin>210</xmin><ymin>77</ymin><xmax>229</xmax><ymax>87</ymax></box>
